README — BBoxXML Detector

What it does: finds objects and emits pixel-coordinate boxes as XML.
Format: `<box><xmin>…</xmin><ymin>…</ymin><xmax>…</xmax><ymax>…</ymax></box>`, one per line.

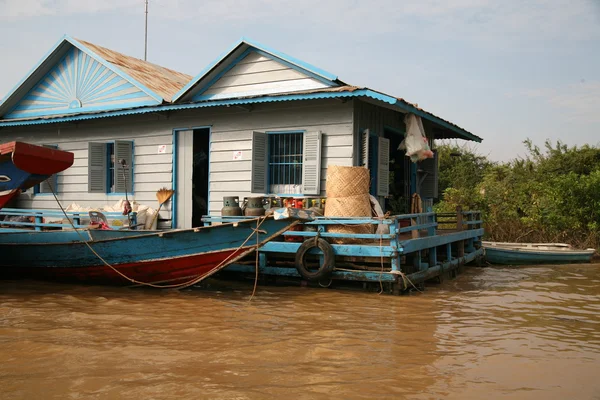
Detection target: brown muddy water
<box><xmin>1</xmin><ymin>264</ymin><xmax>599</xmax><ymax>400</ymax></box>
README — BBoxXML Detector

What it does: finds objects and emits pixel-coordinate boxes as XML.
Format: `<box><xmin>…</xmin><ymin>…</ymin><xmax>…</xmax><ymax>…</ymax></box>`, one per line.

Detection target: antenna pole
<box><xmin>144</xmin><ymin>0</ymin><xmax>148</xmax><ymax>61</ymax></box>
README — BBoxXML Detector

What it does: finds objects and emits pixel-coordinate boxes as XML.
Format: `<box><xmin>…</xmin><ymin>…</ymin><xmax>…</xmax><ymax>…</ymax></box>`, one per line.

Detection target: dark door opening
<box><xmin>192</xmin><ymin>128</ymin><xmax>210</xmax><ymax>227</ymax></box>
<box><xmin>385</xmin><ymin>128</ymin><xmax>410</xmax><ymax>214</ymax></box>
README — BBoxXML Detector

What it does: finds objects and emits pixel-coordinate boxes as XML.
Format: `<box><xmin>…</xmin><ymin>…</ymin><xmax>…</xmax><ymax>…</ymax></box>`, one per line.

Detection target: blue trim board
<box><xmin>242</xmin><ymin>37</ymin><xmax>338</xmax><ymax>82</ymax></box>
<box><xmin>173</xmin><ymin>37</ymin><xmax>339</xmax><ymax>102</ymax></box>
<box><xmin>0</xmin><ymin>89</ymin><xmax>482</xmax><ymax>143</ymax></box>
<box><xmin>191</xmin><ymin>47</ymin><xmax>255</xmax><ymax>100</ymax></box>
<box><xmin>171</xmin><ymin>126</ymin><xmax>212</xmax><ymax>228</ymax></box>
<box><xmin>191</xmin><ymin>48</ymin><xmax>335</xmax><ymax>102</ymax></box>
<box><xmin>0</xmin><ymin>35</ymin><xmax>69</xmax><ymax>115</ymax></box>
<box><xmin>171</xmin><ymin>129</ymin><xmax>178</xmax><ymax>228</ymax></box>
<box><xmin>172</xmin><ymin>40</ymin><xmax>246</xmax><ymax>102</ymax></box>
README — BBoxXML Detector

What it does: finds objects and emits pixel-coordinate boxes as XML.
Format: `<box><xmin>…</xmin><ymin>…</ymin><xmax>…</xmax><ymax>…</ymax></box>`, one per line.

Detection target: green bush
<box><xmin>435</xmin><ymin>140</ymin><xmax>600</xmax><ymax>249</ymax></box>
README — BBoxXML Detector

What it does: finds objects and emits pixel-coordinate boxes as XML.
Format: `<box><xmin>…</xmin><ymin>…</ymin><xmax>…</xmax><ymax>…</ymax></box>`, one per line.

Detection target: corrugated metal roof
<box><xmin>78</xmin><ymin>39</ymin><xmax>193</xmax><ymax>102</ymax></box>
<box><xmin>0</xmin><ymin>86</ymin><xmax>482</xmax><ymax>142</ymax></box>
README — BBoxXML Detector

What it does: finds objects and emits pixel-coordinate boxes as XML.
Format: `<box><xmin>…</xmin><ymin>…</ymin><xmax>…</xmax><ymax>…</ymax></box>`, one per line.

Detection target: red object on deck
<box><xmin>284</xmin><ymin>198</ymin><xmax>305</xmax><ymax>242</ymax></box>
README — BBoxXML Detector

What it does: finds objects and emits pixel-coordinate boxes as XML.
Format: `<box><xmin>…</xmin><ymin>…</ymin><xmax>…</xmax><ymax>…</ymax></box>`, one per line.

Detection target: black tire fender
<box><xmin>295</xmin><ymin>238</ymin><xmax>335</xmax><ymax>281</ymax></box>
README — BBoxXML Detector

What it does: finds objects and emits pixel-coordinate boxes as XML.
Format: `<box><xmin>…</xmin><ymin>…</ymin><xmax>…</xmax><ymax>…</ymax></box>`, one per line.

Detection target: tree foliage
<box><xmin>435</xmin><ymin>140</ymin><xmax>600</xmax><ymax>249</ymax></box>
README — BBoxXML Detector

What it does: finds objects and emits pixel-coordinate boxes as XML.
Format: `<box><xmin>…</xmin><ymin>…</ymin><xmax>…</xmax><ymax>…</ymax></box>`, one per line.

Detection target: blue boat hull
<box><xmin>0</xmin><ymin>216</ymin><xmax>299</xmax><ymax>286</ymax></box>
<box><xmin>484</xmin><ymin>246</ymin><xmax>595</xmax><ymax>265</ymax></box>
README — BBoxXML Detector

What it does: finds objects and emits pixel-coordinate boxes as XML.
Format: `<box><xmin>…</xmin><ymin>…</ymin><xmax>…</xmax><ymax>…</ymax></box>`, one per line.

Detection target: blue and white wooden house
<box><xmin>0</xmin><ymin>35</ymin><xmax>482</xmax><ymax>229</ymax></box>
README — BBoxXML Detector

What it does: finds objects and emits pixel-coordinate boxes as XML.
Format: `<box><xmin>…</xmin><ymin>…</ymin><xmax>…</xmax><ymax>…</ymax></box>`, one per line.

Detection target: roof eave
<box><xmin>0</xmin><ymin>89</ymin><xmax>482</xmax><ymax>143</ymax></box>
<box><xmin>0</xmin><ymin>35</ymin><xmax>70</xmax><ymax>117</ymax></box>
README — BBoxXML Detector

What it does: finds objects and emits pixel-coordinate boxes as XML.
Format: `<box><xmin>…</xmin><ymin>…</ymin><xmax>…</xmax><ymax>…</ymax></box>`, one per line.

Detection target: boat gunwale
<box><xmin>0</xmin><ymin>216</ymin><xmax>275</xmax><ymax>246</ymax></box>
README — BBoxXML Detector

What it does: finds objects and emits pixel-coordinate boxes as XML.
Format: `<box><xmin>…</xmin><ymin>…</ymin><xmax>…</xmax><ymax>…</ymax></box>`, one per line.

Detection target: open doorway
<box><xmin>385</xmin><ymin>128</ymin><xmax>411</xmax><ymax>215</ymax></box>
<box><xmin>192</xmin><ymin>128</ymin><xmax>209</xmax><ymax>227</ymax></box>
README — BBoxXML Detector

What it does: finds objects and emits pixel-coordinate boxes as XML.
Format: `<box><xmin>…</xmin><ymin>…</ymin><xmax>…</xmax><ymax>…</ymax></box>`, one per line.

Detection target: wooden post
<box><xmin>456</xmin><ymin>206</ymin><xmax>463</xmax><ymax>232</ymax></box>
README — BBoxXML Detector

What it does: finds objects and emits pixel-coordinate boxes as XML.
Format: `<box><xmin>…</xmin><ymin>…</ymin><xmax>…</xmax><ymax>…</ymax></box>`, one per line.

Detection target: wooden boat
<box><xmin>0</xmin><ymin>142</ymin><xmax>74</xmax><ymax>208</ymax></box>
<box><xmin>0</xmin><ymin>208</ymin><xmax>309</xmax><ymax>287</ymax></box>
<box><xmin>483</xmin><ymin>241</ymin><xmax>596</xmax><ymax>265</ymax></box>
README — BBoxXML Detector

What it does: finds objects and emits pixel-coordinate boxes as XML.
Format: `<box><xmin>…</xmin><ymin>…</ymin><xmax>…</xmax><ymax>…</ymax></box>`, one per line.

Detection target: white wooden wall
<box><xmin>201</xmin><ymin>51</ymin><xmax>329</xmax><ymax>100</ymax></box>
<box><xmin>1</xmin><ymin>98</ymin><xmax>354</xmax><ymax>223</ymax></box>
<box><xmin>4</xmin><ymin>120</ymin><xmax>174</xmax><ymax>222</ymax></box>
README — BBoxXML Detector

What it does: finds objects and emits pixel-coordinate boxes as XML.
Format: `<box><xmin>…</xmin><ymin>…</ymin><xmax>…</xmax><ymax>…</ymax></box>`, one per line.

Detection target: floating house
<box><xmin>0</xmin><ymin>35</ymin><xmax>481</xmax><ymax>230</ymax></box>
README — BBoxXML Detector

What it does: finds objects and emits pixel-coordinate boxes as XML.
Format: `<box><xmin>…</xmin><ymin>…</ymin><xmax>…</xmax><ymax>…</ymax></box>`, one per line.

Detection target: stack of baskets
<box><xmin>324</xmin><ymin>166</ymin><xmax>373</xmax><ymax>244</ymax></box>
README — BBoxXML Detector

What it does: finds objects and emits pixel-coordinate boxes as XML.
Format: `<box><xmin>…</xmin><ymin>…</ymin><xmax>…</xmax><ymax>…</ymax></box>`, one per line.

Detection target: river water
<box><xmin>1</xmin><ymin>264</ymin><xmax>599</xmax><ymax>399</ymax></box>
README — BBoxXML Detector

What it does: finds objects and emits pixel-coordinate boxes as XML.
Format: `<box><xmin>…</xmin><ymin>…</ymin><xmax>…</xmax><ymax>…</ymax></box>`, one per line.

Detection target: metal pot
<box><xmin>221</xmin><ymin>196</ymin><xmax>243</xmax><ymax>216</ymax></box>
<box><xmin>243</xmin><ymin>197</ymin><xmax>265</xmax><ymax>216</ymax></box>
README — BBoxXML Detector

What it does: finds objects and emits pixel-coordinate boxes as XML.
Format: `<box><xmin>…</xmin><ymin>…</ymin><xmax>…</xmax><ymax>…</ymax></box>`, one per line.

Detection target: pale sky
<box><xmin>1</xmin><ymin>0</ymin><xmax>599</xmax><ymax>161</ymax></box>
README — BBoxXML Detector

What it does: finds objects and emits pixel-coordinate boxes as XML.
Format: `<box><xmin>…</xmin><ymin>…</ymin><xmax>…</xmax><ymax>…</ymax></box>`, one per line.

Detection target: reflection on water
<box><xmin>1</xmin><ymin>264</ymin><xmax>599</xmax><ymax>399</ymax></box>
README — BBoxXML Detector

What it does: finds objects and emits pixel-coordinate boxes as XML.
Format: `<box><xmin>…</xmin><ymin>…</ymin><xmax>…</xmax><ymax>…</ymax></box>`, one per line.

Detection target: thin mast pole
<box><xmin>144</xmin><ymin>0</ymin><xmax>148</xmax><ymax>61</ymax></box>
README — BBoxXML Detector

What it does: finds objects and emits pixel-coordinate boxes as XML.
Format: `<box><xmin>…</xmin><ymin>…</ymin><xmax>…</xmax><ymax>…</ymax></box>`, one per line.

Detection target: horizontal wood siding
<box><xmin>203</xmin><ymin>52</ymin><xmax>329</xmax><ymax>99</ymax></box>
<box><xmin>6</xmin><ymin>121</ymin><xmax>174</xmax><ymax>221</ymax></box>
<box><xmin>2</xmin><ymin>98</ymin><xmax>354</xmax><ymax>222</ymax></box>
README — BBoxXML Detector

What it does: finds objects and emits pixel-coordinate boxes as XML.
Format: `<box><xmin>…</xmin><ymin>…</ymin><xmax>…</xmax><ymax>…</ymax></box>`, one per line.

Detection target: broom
<box><xmin>150</xmin><ymin>187</ymin><xmax>175</xmax><ymax>229</ymax></box>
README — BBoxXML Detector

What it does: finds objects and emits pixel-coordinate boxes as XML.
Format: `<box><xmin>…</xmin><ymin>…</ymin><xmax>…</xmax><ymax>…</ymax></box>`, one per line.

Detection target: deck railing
<box><xmin>0</xmin><ymin>208</ymin><xmax>129</xmax><ymax>231</ymax></box>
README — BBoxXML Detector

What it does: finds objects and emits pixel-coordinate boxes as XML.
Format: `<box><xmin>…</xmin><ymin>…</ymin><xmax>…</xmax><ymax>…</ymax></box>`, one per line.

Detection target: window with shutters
<box><xmin>251</xmin><ymin>131</ymin><xmax>322</xmax><ymax>195</ymax></box>
<box><xmin>33</xmin><ymin>144</ymin><xmax>59</xmax><ymax>195</ymax></box>
<box><xmin>88</xmin><ymin>140</ymin><xmax>133</xmax><ymax>193</ymax></box>
<box><xmin>268</xmin><ymin>131</ymin><xmax>303</xmax><ymax>195</ymax></box>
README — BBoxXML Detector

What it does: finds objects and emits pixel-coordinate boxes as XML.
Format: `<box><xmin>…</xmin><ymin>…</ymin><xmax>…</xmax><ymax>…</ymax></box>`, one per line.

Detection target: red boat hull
<box><xmin>2</xmin><ymin>247</ymin><xmax>248</xmax><ymax>286</ymax></box>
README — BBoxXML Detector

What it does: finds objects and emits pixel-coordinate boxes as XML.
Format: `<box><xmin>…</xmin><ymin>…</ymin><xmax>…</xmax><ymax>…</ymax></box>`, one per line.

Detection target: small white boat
<box><xmin>483</xmin><ymin>241</ymin><xmax>597</xmax><ymax>265</ymax></box>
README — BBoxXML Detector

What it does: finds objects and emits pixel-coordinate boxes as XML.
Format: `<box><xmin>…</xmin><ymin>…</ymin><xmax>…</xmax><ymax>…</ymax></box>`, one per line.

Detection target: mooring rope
<box><xmin>47</xmin><ymin>179</ymin><xmax>267</xmax><ymax>290</ymax></box>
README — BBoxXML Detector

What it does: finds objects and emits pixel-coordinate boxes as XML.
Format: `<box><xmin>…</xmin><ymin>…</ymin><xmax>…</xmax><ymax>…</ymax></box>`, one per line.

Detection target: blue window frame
<box><xmin>267</xmin><ymin>131</ymin><xmax>303</xmax><ymax>194</ymax></box>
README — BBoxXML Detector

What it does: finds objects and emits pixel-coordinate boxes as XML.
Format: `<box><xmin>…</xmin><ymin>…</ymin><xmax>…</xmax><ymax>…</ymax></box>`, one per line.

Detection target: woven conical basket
<box><xmin>326</xmin><ymin>166</ymin><xmax>370</xmax><ymax>198</ymax></box>
<box><xmin>324</xmin><ymin>166</ymin><xmax>373</xmax><ymax>244</ymax></box>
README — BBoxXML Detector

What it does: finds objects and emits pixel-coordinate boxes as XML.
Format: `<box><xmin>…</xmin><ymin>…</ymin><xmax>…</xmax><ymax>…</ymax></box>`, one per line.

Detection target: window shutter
<box><xmin>302</xmin><ymin>131</ymin><xmax>322</xmax><ymax>195</ymax></box>
<box><xmin>39</xmin><ymin>145</ymin><xmax>58</xmax><ymax>193</ymax></box>
<box><xmin>114</xmin><ymin>140</ymin><xmax>134</xmax><ymax>193</ymax></box>
<box><xmin>88</xmin><ymin>142</ymin><xmax>107</xmax><ymax>193</ymax></box>
<box><xmin>251</xmin><ymin>131</ymin><xmax>267</xmax><ymax>193</ymax></box>
<box><xmin>376</xmin><ymin>137</ymin><xmax>390</xmax><ymax>196</ymax></box>
<box><xmin>419</xmin><ymin>150</ymin><xmax>438</xmax><ymax>199</ymax></box>
<box><xmin>361</xmin><ymin>129</ymin><xmax>370</xmax><ymax>168</ymax></box>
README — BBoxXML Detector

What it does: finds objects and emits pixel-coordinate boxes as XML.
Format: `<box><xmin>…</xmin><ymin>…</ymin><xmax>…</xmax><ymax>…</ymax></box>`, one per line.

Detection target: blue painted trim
<box><xmin>0</xmin><ymin>90</ymin><xmax>368</xmax><ymax>126</ymax></box>
<box><xmin>0</xmin><ymin>35</ymin><xmax>164</xmax><ymax>119</ymax></box>
<box><xmin>206</xmin><ymin>126</ymin><xmax>212</xmax><ymax>221</ymax></box>
<box><xmin>253</xmin><ymin>49</ymin><xmax>334</xmax><ymax>87</ymax></box>
<box><xmin>171</xmin><ymin>125</ymin><xmax>212</xmax><ymax>228</ymax></box>
<box><xmin>0</xmin><ymin>88</ymin><xmax>482</xmax><ymax>143</ymax></box>
<box><xmin>172</xmin><ymin>39</ymin><xmax>246</xmax><ymax>102</ymax></box>
<box><xmin>7</xmin><ymin>99</ymin><xmax>157</xmax><ymax>119</ymax></box>
<box><xmin>173</xmin><ymin>37</ymin><xmax>339</xmax><ymax>102</ymax></box>
<box><xmin>171</xmin><ymin>129</ymin><xmax>178</xmax><ymax>228</ymax></box>
<box><xmin>242</xmin><ymin>37</ymin><xmax>338</xmax><ymax>81</ymax></box>
<box><xmin>191</xmin><ymin>47</ymin><xmax>334</xmax><ymax>101</ymax></box>
<box><xmin>0</xmin><ymin>35</ymin><xmax>68</xmax><ymax>115</ymax></box>
<box><xmin>192</xmin><ymin>48</ymin><xmax>255</xmax><ymax>99</ymax></box>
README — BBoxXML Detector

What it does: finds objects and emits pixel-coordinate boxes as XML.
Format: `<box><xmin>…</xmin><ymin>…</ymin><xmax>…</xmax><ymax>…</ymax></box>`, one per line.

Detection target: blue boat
<box><xmin>483</xmin><ymin>241</ymin><xmax>596</xmax><ymax>265</ymax></box>
<box><xmin>0</xmin><ymin>208</ymin><xmax>310</xmax><ymax>287</ymax></box>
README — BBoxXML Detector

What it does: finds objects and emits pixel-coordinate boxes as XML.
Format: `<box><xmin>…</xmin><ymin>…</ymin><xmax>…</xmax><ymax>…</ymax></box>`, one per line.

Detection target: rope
<box><xmin>47</xmin><ymin>179</ymin><xmax>267</xmax><ymax>289</ymax></box>
<box><xmin>249</xmin><ymin>218</ymin><xmax>261</xmax><ymax>301</ymax></box>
